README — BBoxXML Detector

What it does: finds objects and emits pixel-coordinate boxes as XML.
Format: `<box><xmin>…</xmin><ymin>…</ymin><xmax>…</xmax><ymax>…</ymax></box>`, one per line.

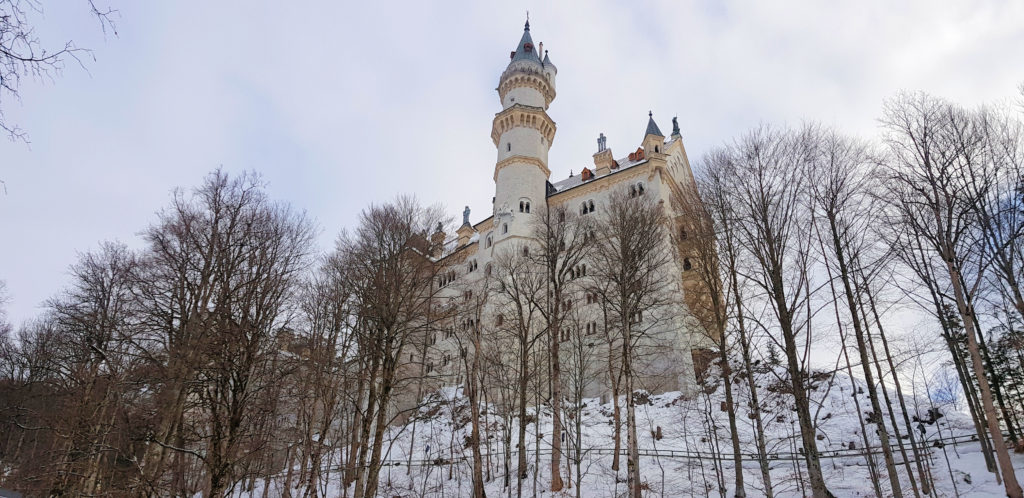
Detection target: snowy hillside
<box><xmin>244</xmin><ymin>367</ymin><xmax>1023</xmax><ymax>497</ymax></box>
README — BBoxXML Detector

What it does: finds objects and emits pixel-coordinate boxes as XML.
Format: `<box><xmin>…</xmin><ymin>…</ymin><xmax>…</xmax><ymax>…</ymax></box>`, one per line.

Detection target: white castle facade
<box><xmin>416</xmin><ymin>21</ymin><xmax>711</xmax><ymax>402</ymax></box>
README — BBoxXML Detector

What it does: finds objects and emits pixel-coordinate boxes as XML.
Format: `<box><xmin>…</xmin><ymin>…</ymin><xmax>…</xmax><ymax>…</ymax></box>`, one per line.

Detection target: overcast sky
<box><xmin>1</xmin><ymin>0</ymin><xmax>1023</xmax><ymax>326</ymax></box>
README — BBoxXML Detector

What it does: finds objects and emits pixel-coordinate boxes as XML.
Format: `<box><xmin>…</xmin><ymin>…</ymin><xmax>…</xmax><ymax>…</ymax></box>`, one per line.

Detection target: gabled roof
<box><xmin>548</xmin><ymin>155</ymin><xmax>649</xmax><ymax>195</ymax></box>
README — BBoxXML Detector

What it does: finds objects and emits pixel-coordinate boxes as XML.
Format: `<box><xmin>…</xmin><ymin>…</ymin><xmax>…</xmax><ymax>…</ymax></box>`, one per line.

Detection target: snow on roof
<box><xmin>549</xmin><ymin>156</ymin><xmax>648</xmax><ymax>194</ymax></box>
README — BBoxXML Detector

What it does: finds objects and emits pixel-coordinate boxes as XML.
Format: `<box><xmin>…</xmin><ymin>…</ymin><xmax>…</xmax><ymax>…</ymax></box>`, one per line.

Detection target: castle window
<box><xmin>507</xmin><ymin>143</ymin><xmax>512</xmax><ymax>152</ymax></box>
<box><xmin>588</xmin><ymin>201</ymin><xmax>595</xmax><ymax>213</ymax></box>
<box><xmin>503</xmin><ymin>223</ymin><xmax>508</xmax><ymax>234</ymax></box>
<box><xmin>679</xmin><ymin>227</ymin><xmax>688</xmax><ymax>240</ymax></box>
<box><xmin>525</xmin><ymin>201</ymin><xmax>530</xmax><ymax>213</ymax></box>
<box><xmin>519</xmin><ymin>200</ymin><xmax>531</xmax><ymax>213</ymax></box>
<box><xmin>522</xmin><ymin>246</ymin><xmax>530</xmax><ymax>257</ymax></box>
<box><xmin>683</xmin><ymin>258</ymin><xmax>693</xmax><ymax>271</ymax></box>
<box><xmin>495</xmin><ymin>314</ymin><xmax>504</xmax><ymax>327</ymax></box>
<box><xmin>486</xmin><ymin>234</ymin><xmax>493</xmax><ymax>248</ymax></box>
<box><xmin>485</xmin><ymin>263</ymin><xmax>492</xmax><ymax>276</ymax></box>
<box><xmin>630</xmin><ymin>183</ymin><xmax>646</xmax><ymax>198</ymax></box>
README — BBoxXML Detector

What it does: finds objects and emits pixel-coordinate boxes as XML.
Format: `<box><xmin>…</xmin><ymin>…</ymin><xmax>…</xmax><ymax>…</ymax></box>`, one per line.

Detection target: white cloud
<box><xmin>1</xmin><ymin>0</ymin><xmax>1022</xmax><ymax>324</ymax></box>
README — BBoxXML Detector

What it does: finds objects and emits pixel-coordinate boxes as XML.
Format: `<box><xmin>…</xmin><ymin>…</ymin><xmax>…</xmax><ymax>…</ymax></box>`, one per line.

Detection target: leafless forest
<box><xmin>2</xmin><ymin>90</ymin><xmax>1024</xmax><ymax>497</ymax></box>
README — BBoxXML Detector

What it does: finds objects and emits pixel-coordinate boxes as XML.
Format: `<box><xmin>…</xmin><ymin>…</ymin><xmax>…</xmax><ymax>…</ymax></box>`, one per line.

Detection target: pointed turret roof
<box><xmin>542</xmin><ymin>50</ymin><xmax>556</xmax><ymax>72</ymax></box>
<box><xmin>510</xmin><ymin>20</ymin><xmax>542</xmax><ymax>64</ymax></box>
<box><xmin>645</xmin><ymin>111</ymin><xmax>663</xmax><ymax>137</ymax></box>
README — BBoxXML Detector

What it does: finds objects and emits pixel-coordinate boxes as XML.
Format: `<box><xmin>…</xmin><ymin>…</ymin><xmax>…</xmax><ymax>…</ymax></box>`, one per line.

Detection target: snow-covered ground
<box><xmin>243</xmin><ymin>367</ymin><xmax>1024</xmax><ymax>497</ymax></box>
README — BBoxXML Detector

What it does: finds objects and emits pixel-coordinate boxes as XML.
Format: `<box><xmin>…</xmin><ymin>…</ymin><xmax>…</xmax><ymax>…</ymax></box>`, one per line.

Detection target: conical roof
<box><xmin>510</xmin><ymin>20</ymin><xmax>542</xmax><ymax>65</ymax></box>
<box><xmin>645</xmin><ymin>111</ymin><xmax>664</xmax><ymax>137</ymax></box>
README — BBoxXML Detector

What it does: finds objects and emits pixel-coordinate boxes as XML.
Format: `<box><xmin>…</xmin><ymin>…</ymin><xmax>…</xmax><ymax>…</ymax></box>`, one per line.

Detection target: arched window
<box><xmin>519</xmin><ymin>201</ymin><xmax>525</xmax><ymax>212</ymax></box>
<box><xmin>683</xmin><ymin>258</ymin><xmax>693</xmax><ymax>271</ymax></box>
<box><xmin>486</xmin><ymin>234</ymin><xmax>493</xmax><ymax>248</ymax></box>
<box><xmin>525</xmin><ymin>201</ymin><xmax>530</xmax><ymax>213</ymax></box>
<box><xmin>588</xmin><ymin>200</ymin><xmax>595</xmax><ymax>213</ymax></box>
<box><xmin>495</xmin><ymin>314</ymin><xmax>504</xmax><ymax>327</ymax></box>
<box><xmin>522</xmin><ymin>246</ymin><xmax>530</xmax><ymax>257</ymax></box>
<box><xmin>637</xmin><ymin>183</ymin><xmax>645</xmax><ymax>195</ymax></box>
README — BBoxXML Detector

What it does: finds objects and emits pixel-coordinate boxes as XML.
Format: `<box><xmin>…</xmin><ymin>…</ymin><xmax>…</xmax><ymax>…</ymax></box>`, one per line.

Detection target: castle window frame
<box><xmin>503</xmin><ymin>223</ymin><xmax>508</xmax><ymax>234</ymax></box>
<box><xmin>507</xmin><ymin>143</ymin><xmax>512</xmax><ymax>152</ymax></box>
<box><xmin>486</xmin><ymin>233</ymin><xmax>493</xmax><ymax>248</ymax></box>
<box><xmin>683</xmin><ymin>258</ymin><xmax>693</xmax><ymax>271</ymax></box>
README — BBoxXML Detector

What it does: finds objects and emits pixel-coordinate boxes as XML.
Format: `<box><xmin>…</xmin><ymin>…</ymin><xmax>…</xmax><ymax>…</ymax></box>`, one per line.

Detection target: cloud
<box><xmin>1</xmin><ymin>0</ymin><xmax>1022</xmax><ymax>325</ymax></box>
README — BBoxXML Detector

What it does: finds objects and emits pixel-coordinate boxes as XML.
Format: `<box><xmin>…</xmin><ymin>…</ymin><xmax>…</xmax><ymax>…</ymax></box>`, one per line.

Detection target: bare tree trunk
<box><xmin>945</xmin><ymin>256</ymin><xmax>1022</xmax><ymax>496</ymax></box>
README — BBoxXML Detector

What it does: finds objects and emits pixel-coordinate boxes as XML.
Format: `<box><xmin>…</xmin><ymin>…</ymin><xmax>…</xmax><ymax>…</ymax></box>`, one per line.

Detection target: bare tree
<box><xmin>697</xmin><ymin>148</ymin><xmax>776</xmax><ymax>497</ymax></box>
<box><xmin>0</xmin><ymin>0</ymin><xmax>117</xmax><ymax>139</ymax></box>
<box><xmin>526</xmin><ymin>203</ymin><xmax>589</xmax><ymax>492</ymax></box>
<box><xmin>879</xmin><ymin>91</ymin><xmax>1022</xmax><ymax>497</ymax></box>
<box><xmin>588</xmin><ymin>187</ymin><xmax>674</xmax><ymax>498</ymax></box>
<box><xmin>728</xmin><ymin>125</ymin><xmax>834</xmax><ymax>498</ymax></box>
<box><xmin>671</xmin><ymin>177</ymin><xmax>749</xmax><ymax>497</ymax></box>
<box><xmin>341</xmin><ymin>196</ymin><xmax>446</xmax><ymax>498</ymax></box>
<box><xmin>491</xmin><ymin>242</ymin><xmax>544</xmax><ymax>498</ymax></box>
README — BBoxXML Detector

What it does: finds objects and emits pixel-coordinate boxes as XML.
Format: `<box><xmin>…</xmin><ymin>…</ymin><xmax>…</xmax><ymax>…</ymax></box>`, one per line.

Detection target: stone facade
<box><xmin>411</xmin><ymin>21</ymin><xmax>713</xmax><ymax>405</ymax></box>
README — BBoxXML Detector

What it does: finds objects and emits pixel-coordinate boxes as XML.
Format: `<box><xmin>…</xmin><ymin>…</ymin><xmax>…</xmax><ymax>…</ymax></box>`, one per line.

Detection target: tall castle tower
<box><xmin>490</xmin><ymin>21</ymin><xmax>557</xmax><ymax>244</ymax></box>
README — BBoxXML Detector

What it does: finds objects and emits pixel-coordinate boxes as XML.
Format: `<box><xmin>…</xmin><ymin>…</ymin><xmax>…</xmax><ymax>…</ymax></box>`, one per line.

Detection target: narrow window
<box><xmin>525</xmin><ymin>202</ymin><xmax>530</xmax><ymax>213</ymax></box>
<box><xmin>683</xmin><ymin>258</ymin><xmax>693</xmax><ymax>271</ymax></box>
<box><xmin>486</xmin><ymin>234</ymin><xmax>493</xmax><ymax>247</ymax></box>
<box><xmin>519</xmin><ymin>201</ymin><xmax>525</xmax><ymax>213</ymax></box>
<box><xmin>637</xmin><ymin>183</ymin><xmax>645</xmax><ymax>195</ymax></box>
<box><xmin>507</xmin><ymin>143</ymin><xmax>512</xmax><ymax>152</ymax></box>
<box><xmin>503</xmin><ymin>223</ymin><xmax>508</xmax><ymax>234</ymax></box>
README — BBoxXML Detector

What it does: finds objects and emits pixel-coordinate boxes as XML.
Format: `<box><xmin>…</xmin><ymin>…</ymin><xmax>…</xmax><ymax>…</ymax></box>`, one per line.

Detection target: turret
<box><xmin>491</xmin><ymin>20</ymin><xmax>557</xmax><ymax>244</ymax></box>
<box><xmin>642</xmin><ymin>111</ymin><xmax>666</xmax><ymax>156</ymax></box>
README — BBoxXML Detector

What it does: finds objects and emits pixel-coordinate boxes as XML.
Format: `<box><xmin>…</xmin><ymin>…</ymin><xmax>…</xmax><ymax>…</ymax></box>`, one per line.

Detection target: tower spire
<box><xmin>645</xmin><ymin>111</ymin><xmax>664</xmax><ymax>137</ymax></box>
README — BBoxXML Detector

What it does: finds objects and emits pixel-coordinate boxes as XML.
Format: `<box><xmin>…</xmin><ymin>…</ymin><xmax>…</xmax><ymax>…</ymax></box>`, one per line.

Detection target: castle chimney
<box><xmin>593</xmin><ymin>133</ymin><xmax>615</xmax><ymax>176</ymax></box>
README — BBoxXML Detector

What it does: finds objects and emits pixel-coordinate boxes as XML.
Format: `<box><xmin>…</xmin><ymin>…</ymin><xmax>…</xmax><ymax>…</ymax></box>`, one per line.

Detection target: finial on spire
<box><xmin>672</xmin><ymin>116</ymin><xmax>681</xmax><ymax>136</ymax></box>
<box><xmin>525</xmin><ymin>10</ymin><xmax>530</xmax><ymax>30</ymax></box>
<box><xmin>649</xmin><ymin>110</ymin><xmax>652</xmax><ymax>117</ymax></box>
